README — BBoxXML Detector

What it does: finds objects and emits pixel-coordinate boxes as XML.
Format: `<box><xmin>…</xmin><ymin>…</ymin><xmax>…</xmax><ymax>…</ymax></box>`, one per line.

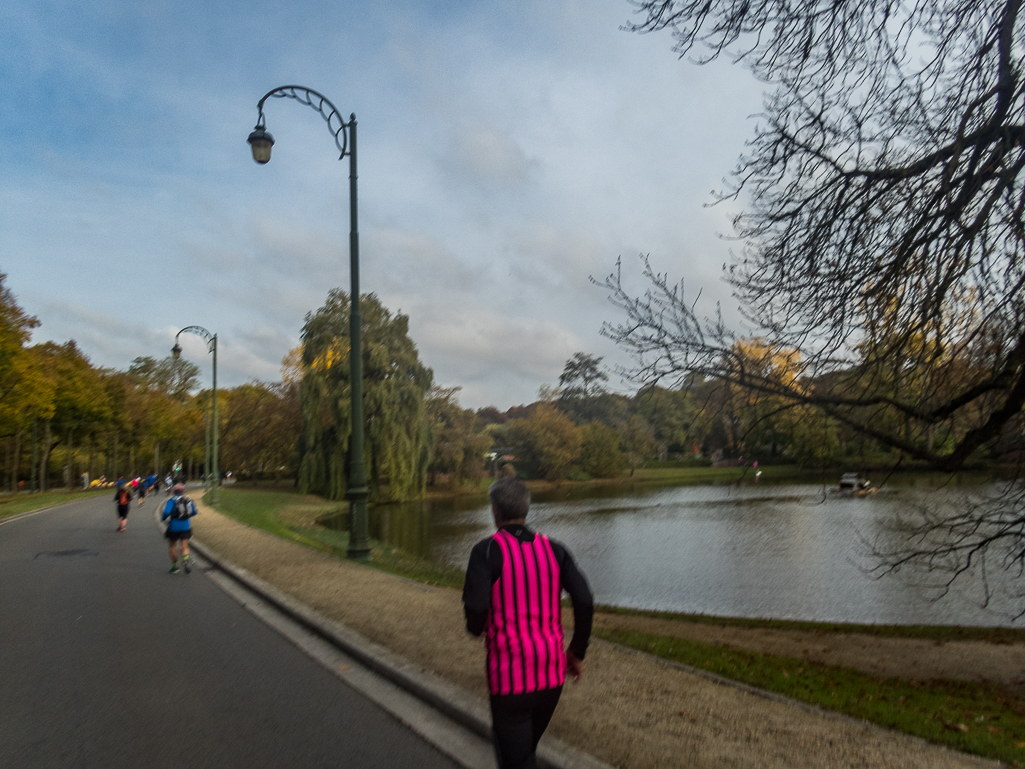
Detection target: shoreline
<box><xmin>418</xmin><ymin>464</ymin><xmax>1011</xmax><ymax>502</ymax></box>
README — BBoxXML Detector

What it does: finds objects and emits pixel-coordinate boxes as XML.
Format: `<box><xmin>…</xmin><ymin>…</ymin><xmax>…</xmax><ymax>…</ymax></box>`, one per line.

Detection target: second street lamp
<box><xmin>172</xmin><ymin>326</ymin><xmax>219</xmax><ymax>506</ymax></box>
<box><xmin>248</xmin><ymin>85</ymin><xmax>370</xmax><ymax>560</ymax></box>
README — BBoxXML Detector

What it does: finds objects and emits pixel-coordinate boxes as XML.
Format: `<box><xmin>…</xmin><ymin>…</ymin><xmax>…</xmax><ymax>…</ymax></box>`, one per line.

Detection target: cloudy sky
<box><xmin>0</xmin><ymin>0</ymin><xmax>763</xmax><ymax>410</ymax></box>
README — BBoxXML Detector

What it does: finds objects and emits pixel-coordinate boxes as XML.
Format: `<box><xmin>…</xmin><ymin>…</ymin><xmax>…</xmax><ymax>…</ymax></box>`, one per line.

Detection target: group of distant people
<box><xmin>112</xmin><ymin>474</ymin><xmax>197</xmax><ymax>574</ymax></box>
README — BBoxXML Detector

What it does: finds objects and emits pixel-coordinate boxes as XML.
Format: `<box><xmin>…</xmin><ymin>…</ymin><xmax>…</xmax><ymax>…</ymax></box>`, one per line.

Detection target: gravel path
<box><xmin>191</xmin><ymin>501</ymin><xmax>1004</xmax><ymax>769</ymax></box>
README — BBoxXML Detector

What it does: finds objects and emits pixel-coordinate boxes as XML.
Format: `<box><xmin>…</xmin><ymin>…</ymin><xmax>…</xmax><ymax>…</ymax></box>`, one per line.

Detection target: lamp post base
<box><xmin>346</xmin><ymin>486</ymin><xmax>371</xmax><ymax>561</ymax></box>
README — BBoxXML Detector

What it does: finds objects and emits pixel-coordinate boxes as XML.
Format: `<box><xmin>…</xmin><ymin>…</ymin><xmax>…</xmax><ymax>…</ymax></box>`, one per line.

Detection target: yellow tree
<box><xmin>504</xmin><ymin>403</ymin><xmax>583</xmax><ymax>481</ymax></box>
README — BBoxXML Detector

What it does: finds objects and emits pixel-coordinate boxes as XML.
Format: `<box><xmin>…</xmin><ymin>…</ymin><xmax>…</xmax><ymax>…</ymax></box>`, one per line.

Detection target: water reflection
<box><xmin>322</xmin><ymin>482</ymin><xmax>1022</xmax><ymax>626</ymax></box>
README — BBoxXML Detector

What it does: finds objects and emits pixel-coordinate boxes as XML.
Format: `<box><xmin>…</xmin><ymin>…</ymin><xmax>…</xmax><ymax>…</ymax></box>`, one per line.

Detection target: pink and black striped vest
<box><xmin>485</xmin><ymin>528</ymin><xmax>566</xmax><ymax>695</ymax></box>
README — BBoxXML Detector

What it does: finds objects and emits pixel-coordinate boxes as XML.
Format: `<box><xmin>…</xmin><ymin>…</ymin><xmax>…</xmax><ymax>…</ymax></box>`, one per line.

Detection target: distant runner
<box><xmin>113</xmin><ymin>484</ymin><xmax>132</xmax><ymax>532</ymax></box>
<box><xmin>161</xmin><ymin>483</ymin><xmax>197</xmax><ymax>574</ymax></box>
<box><xmin>462</xmin><ymin>477</ymin><xmax>593</xmax><ymax>769</ymax></box>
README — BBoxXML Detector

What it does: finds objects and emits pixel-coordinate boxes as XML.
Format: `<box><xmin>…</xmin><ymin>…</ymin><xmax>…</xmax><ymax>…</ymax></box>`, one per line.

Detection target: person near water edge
<box><xmin>162</xmin><ymin>483</ymin><xmax>197</xmax><ymax>574</ymax></box>
<box><xmin>462</xmin><ymin>476</ymin><xmax>594</xmax><ymax>768</ymax></box>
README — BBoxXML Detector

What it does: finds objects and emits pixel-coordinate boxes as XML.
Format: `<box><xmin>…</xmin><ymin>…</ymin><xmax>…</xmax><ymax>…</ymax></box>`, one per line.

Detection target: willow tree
<box><xmin>299</xmin><ymin>290</ymin><xmax>434</xmax><ymax>502</ymax></box>
<box><xmin>607</xmin><ymin>0</ymin><xmax>1025</xmax><ymax>611</ymax></box>
<box><xmin>425</xmin><ymin>386</ymin><xmax>493</xmax><ymax>487</ymax></box>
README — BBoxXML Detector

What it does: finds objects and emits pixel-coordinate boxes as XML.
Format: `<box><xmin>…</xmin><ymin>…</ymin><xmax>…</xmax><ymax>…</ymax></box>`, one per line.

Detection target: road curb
<box><xmin>189</xmin><ymin>536</ymin><xmax>615</xmax><ymax>769</ymax></box>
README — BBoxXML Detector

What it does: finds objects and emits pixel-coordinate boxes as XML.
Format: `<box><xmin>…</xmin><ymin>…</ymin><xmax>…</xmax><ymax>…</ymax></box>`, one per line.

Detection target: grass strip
<box><xmin>0</xmin><ymin>488</ymin><xmax>111</xmax><ymax>520</ymax></box>
<box><xmin>212</xmin><ymin>488</ymin><xmax>311</xmax><ymax>541</ymax></box>
<box><xmin>212</xmin><ymin>487</ymin><xmax>466</xmax><ymax>589</ymax></box>
<box><xmin>595</xmin><ymin>605</ymin><xmax>1025</xmax><ymax>645</ymax></box>
<box><xmin>596</xmin><ymin>627</ymin><xmax>1025</xmax><ymax>767</ymax></box>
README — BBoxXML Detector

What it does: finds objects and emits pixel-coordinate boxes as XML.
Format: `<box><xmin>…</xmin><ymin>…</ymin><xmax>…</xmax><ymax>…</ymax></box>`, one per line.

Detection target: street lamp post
<box><xmin>248</xmin><ymin>85</ymin><xmax>370</xmax><ymax>560</ymax></box>
<box><xmin>172</xmin><ymin>326</ymin><xmax>219</xmax><ymax>506</ymax></box>
<box><xmin>204</xmin><ymin>396</ymin><xmax>211</xmax><ymax>494</ymax></box>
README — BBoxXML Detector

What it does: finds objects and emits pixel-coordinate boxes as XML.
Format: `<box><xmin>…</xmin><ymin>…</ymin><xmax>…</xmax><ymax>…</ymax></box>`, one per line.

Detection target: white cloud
<box><xmin>440</xmin><ymin>122</ymin><xmax>537</xmax><ymax>191</ymax></box>
<box><xmin>0</xmin><ymin>0</ymin><xmax>767</xmax><ymax>410</ymax></box>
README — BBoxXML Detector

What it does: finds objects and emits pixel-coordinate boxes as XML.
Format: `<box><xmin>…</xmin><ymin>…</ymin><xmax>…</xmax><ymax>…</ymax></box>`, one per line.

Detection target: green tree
<box><xmin>128</xmin><ymin>356</ymin><xmax>200</xmax><ymax>400</ymax></box>
<box><xmin>559</xmin><ymin>352</ymin><xmax>608</xmax><ymax>399</ymax></box>
<box><xmin>299</xmin><ymin>290</ymin><xmax>434</xmax><ymax>502</ymax></box>
<box><xmin>220</xmin><ymin>381</ymin><xmax>301</xmax><ymax>482</ymax></box>
<box><xmin>619</xmin><ymin>414</ymin><xmax>657</xmax><ymax>475</ymax></box>
<box><xmin>504</xmin><ymin>403</ymin><xmax>582</xmax><ymax>480</ymax></box>
<box><xmin>425</xmin><ymin>386</ymin><xmax>492</xmax><ymax>487</ymax></box>
<box><xmin>579</xmin><ymin>422</ymin><xmax>626</xmax><ymax>478</ymax></box>
<box><xmin>631</xmin><ymin>384</ymin><xmax>697</xmax><ymax>458</ymax></box>
<box><xmin>557</xmin><ymin>352</ymin><xmax>630</xmax><ymax>426</ymax></box>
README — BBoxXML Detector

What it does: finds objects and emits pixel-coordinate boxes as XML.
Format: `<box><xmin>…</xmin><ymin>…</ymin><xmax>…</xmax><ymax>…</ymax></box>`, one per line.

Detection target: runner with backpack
<box><xmin>113</xmin><ymin>484</ymin><xmax>132</xmax><ymax>532</ymax></box>
<box><xmin>161</xmin><ymin>483</ymin><xmax>198</xmax><ymax>574</ymax></box>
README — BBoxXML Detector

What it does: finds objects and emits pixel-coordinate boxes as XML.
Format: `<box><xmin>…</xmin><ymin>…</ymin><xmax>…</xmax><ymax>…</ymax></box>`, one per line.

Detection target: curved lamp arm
<box><xmin>250</xmin><ymin>85</ymin><xmax>351</xmax><ymax>161</ymax></box>
<box><xmin>172</xmin><ymin>325</ymin><xmax>216</xmax><ymax>356</ymax></box>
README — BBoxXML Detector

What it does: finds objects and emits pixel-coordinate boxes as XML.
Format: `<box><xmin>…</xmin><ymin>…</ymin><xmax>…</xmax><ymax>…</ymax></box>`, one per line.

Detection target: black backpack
<box><xmin>171</xmin><ymin>495</ymin><xmax>195</xmax><ymax>521</ymax></box>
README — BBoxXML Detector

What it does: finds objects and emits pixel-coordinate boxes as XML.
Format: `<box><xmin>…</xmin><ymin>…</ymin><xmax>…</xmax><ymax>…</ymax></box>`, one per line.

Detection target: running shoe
<box><xmin>169</xmin><ymin>562</ymin><xmax>180</xmax><ymax>574</ymax></box>
<box><xmin>183</xmin><ymin>556</ymin><xmax>192</xmax><ymax>574</ymax></box>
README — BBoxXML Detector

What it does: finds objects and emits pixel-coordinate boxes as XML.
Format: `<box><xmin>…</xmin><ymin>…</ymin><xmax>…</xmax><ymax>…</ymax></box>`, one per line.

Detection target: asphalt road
<box><xmin>0</xmin><ymin>494</ymin><xmax>463</xmax><ymax>769</ymax></box>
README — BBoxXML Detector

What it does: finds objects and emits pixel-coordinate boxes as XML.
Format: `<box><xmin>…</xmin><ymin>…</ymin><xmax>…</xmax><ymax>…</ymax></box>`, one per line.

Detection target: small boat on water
<box><xmin>836</xmin><ymin>472</ymin><xmax>876</xmax><ymax>496</ymax></box>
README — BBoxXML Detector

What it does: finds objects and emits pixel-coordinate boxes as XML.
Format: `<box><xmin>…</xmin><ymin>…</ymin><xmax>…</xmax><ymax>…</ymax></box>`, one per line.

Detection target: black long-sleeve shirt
<box><xmin>462</xmin><ymin>524</ymin><xmax>594</xmax><ymax>660</ymax></box>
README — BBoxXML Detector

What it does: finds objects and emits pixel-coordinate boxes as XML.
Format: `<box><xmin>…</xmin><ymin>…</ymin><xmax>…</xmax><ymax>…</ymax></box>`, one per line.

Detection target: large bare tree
<box><xmin>603</xmin><ymin>0</ymin><xmax>1025</xmax><ymax>611</ymax></box>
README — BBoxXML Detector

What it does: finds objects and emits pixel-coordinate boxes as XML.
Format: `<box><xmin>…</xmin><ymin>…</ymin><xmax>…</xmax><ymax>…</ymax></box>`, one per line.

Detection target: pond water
<box><xmin>332</xmin><ymin>480</ymin><xmax>1024</xmax><ymax>627</ymax></box>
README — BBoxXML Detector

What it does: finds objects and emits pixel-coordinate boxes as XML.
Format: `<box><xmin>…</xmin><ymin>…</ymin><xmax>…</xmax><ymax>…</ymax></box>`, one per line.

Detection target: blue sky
<box><xmin>0</xmin><ymin>0</ymin><xmax>763</xmax><ymax>409</ymax></box>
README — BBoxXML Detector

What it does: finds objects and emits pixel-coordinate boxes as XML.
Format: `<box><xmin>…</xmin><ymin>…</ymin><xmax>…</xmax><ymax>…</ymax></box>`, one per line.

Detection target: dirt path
<box><xmin>190</xmin><ymin>503</ymin><xmax>1006</xmax><ymax>769</ymax></box>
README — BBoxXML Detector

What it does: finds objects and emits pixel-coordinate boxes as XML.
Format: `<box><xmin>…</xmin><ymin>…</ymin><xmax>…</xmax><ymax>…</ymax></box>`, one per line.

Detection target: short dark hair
<box><xmin>489</xmin><ymin>477</ymin><xmax>530</xmax><ymax>523</ymax></box>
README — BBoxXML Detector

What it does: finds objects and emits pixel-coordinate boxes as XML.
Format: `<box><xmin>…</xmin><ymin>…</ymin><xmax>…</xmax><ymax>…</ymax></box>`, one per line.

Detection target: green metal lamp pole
<box><xmin>204</xmin><ymin>396</ymin><xmax>211</xmax><ymax>494</ymax></box>
<box><xmin>172</xmin><ymin>327</ymin><xmax>219</xmax><ymax>506</ymax></box>
<box><xmin>248</xmin><ymin>85</ymin><xmax>370</xmax><ymax>560</ymax></box>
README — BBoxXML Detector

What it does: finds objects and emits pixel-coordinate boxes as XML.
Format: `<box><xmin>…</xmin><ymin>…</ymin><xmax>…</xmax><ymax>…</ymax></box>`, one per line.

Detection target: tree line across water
<box><xmin>5</xmin><ymin>274</ymin><xmax>1012</xmax><ymax>501</ymax></box>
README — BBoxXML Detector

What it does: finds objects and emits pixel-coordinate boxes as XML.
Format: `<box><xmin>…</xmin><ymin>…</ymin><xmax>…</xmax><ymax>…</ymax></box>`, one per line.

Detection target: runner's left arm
<box><xmin>462</xmin><ymin>538</ymin><xmax>497</xmax><ymax>636</ymax></box>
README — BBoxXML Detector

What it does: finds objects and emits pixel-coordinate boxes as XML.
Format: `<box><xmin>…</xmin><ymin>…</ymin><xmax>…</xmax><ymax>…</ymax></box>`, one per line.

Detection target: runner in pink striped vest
<box><xmin>463</xmin><ymin>477</ymin><xmax>593</xmax><ymax>769</ymax></box>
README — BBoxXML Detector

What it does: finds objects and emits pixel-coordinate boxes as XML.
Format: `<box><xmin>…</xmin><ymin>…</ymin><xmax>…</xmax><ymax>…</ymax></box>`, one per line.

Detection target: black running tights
<box><xmin>489</xmin><ymin>686</ymin><xmax>563</xmax><ymax>769</ymax></box>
